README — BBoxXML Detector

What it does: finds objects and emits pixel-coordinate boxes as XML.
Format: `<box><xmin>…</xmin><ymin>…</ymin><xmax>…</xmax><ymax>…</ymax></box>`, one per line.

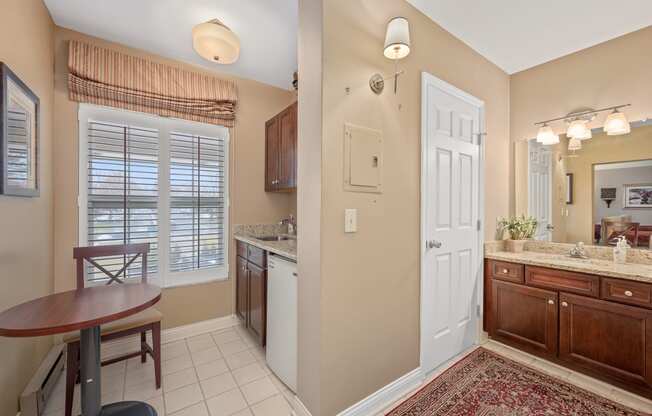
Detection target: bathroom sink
<box><xmin>256</xmin><ymin>235</ymin><xmax>293</xmax><ymax>242</ymax></box>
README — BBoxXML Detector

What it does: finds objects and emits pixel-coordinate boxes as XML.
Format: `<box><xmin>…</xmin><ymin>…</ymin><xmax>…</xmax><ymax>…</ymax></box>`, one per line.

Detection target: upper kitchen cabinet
<box><xmin>265</xmin><ymin>102</ymin><xmax>297</xmax><ymax>192</ymax></box>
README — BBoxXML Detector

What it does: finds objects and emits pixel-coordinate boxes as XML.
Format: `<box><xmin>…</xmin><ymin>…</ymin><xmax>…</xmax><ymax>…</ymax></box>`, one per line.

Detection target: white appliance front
<box><xmin>265</xmin><ymin>254</ymin><xmax>297</xmax><ymax>392</ymax></box>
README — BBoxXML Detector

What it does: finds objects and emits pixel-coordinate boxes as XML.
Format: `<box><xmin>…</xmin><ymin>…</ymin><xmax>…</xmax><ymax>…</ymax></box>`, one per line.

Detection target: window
<box><xmin>79</xmin><ymin>105</ymin><xmax>229</xmax><ymax>287</ymax></box>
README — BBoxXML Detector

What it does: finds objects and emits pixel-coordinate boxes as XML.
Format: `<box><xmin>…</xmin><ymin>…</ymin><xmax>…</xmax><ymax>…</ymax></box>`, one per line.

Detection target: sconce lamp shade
<box><xmin>536</xmin><ymin>124</ymin><xmax>557</xmax><ymax>144</ymax></box>
<box><xmin>193</xmin><ymin>19</ymin><xmax>240</xmax><ymax>64</ymax></box>
<box><xmin>384</xmin><ymin>17</ymin><xmax>411</xmax><ymax>60</ymax></box>
<box><xmin>568</xmin><ymin>137</ymin><xmax>582</xmax><ymax>151</ymax></box>
<box><xmin>603</xmin><ymin>109</ymin><xmax>631</xmax><ymax>136</ymax></box>
<box><xmin>566</xmin><ymin>119</ymin><xmax>592</xmax><ymax>140</ymax></box>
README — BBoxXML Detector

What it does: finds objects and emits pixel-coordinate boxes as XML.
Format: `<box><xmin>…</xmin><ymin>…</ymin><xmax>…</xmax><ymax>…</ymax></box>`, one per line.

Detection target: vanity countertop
<box><xmin>486</xmin><ymin>249</ymin><xmax>652</xmax><ymax>283</ymax></box>
<box><xmin>234</xmin><ymin>233</ymin><xmax>297</xmax><ymax>261</ymax></box>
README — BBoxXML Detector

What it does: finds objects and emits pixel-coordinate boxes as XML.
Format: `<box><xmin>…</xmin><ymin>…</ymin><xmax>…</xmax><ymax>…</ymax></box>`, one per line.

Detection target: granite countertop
<box><xmin>485</xmin><ymin>241</ymin><xmax>652</xmax><ymax>283</ymax></box>
<box><xmin>233</xmin><ymin>224</ymin><xmax>297</xmax><ymax>261</ymax></box>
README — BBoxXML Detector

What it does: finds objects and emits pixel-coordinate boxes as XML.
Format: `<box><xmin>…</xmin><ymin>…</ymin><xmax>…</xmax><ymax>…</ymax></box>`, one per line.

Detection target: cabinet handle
<box><xmin>502</xmin><ymin>268</ymin><xmax>509</xmax><ymax>274</ymax></box>
<box><xmin>561</xmin><ymin>301</ymin><xmax>568</xmax><ymax>307</ymax></box>
<box><xmin>548</xmin><ymin>299</ymin><xmax>554</xmax><ymax>305</ymax></box>
<box><xmin>624</xmin><ymin>290</ymin><xmax>633</xmax><ymax>297</ymax></box>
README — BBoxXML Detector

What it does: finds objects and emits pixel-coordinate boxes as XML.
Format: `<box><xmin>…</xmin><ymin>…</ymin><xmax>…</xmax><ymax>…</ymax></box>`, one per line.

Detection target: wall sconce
<box><xmin>370</xmin><ymin>17</ymin><xmax>411</xmax><ymax>95</ymax></box>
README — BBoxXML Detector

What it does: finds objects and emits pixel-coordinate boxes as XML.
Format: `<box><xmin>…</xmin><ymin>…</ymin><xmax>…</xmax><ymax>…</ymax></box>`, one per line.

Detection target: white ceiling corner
<box><xmin>43</xmin><ymin>0</ymin><xmax>298</xmax><ymax>90</ymax></box>
<box><xmin>406</xmin><ymin>0</ymin><xmax>652</xmax><ymax>74</ymax></box>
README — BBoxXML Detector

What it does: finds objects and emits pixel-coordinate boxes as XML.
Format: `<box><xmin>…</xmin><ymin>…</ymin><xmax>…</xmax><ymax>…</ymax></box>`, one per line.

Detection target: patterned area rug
<box><xmin>386</xmin><ymin>347</ymin><xmax>646</xmax><ymax>416</ymax></box>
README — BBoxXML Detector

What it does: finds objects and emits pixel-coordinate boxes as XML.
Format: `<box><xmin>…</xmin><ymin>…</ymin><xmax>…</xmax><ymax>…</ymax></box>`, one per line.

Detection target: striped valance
<box><xmin>68</xmin><ymin>40</ymin><xmax>238</xmax><ymax>127</ymax></box>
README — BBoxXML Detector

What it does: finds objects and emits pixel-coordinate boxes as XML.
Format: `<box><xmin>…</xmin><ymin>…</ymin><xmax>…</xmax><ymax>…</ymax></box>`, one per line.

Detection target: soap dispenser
<box><xmin>613</xmin><ymin>236</ymin><xmax>630</xmax><ymax>264</ymax></box>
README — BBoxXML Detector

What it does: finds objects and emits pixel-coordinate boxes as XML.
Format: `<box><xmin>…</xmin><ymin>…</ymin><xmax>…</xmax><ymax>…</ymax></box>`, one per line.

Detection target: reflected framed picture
<box><xmin>1</xmin><ymin>62</ymin><xmax>39</xmax><ymax>197</ymax></box>
<box><xmin>623</xmin><ymin>184</ymin><xmax>652</xmax><ymax>208</ymax></box>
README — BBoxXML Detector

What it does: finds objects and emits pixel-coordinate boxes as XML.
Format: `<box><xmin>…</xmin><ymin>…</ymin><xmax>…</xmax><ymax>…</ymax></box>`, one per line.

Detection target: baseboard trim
<box><xmin>336</xmin><ymin>368</ymin><xmax>424</xmax><ymax>416</ymax></box>
<box><xmin>292</xmin><ymin>396</ymin><xmax>313</xmax><ymax>416</ymax></box>
<box><xmin>101</xmin><ymin>314</ymin><xmax>239</xmax><ymax>359</ymax></box>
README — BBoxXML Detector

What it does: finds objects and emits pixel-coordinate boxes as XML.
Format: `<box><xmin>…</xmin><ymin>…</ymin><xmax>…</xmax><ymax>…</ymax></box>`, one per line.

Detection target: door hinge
<box><xmin>477</xmin><ymin>220</ymin><xmax>481</xmax><ymax>231</ymax></box>
<box><xmin>476</xmin><ymin>304</ymin><xmax>481</xmax><ymax>317</ymax></box>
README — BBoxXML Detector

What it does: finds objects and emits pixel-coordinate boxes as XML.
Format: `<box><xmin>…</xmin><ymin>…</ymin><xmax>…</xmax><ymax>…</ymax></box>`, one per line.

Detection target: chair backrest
<box><xmin>602</xmin><ymin>221</ymin><xmax>640</xmax><ymax>247</ymax></box>
<box><xmin>73</xmin><ymin>243</ymin><xmax>150</xmax><ymax>289</ymax></box>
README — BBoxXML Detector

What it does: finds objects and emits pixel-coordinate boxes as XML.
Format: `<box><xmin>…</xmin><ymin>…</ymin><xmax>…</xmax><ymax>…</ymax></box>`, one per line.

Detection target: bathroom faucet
<box><xmin>569</xmin><ymin>242</ymin><xmax>588</xmax><ymax>259</ymax></box>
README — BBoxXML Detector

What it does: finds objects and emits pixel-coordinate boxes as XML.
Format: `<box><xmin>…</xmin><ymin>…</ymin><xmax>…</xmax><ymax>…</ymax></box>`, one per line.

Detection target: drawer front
<box><xmin>247</xmin><ymin>245</ymin><xmax>267</xmax><ymax>269</ymax></box>
<box><xmin>525</xmin><ymin>266</ymin><xmax>599</xmax><ymax>298</ymax></box>
<box><xmin>236</xmin><ymin>240</ymin><xmax>248</xmax><ymax>259</ymax></box>
<box><xmin>602</xmin><ymin>278</ymin><xmax>652</xmax><ymax>308</ymax></box>
<box><xmin>489</xmin><ymin>260</ymin><xmax>524</xmax><ymax>283</ymax></box>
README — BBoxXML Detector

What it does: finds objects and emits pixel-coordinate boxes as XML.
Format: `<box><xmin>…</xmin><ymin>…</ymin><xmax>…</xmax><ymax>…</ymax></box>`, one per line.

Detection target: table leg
<box><xmin>80</xmin><ymin>326</ymin><xmax>102</xmax><ymax>416</ymax></box>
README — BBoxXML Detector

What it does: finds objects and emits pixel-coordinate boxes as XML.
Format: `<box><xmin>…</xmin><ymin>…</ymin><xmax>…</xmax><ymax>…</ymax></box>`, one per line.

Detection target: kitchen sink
<box><xmin>256</xmin><ymin>235</ymin><xmax>294</xmax><ymax>242</ymax></box>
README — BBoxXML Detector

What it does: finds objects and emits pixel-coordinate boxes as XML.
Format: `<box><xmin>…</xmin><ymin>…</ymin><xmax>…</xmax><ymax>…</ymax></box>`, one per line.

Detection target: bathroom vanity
<box><xmin>484</xmin><ymin>242</ymin><xmax>652</xmax><ymax>399</ymax></box>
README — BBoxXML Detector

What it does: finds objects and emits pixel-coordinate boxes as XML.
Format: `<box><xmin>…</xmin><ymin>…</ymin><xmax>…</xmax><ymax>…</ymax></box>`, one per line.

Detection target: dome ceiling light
<box><xmin>533</xmin><ymin>104</ymin><xmax>631</xmax><ymax>146</ymax></box>
<box><xmin>192</xmin><ymin>19</ymin><xmax>240</xmax><ymax>64</ymax></box>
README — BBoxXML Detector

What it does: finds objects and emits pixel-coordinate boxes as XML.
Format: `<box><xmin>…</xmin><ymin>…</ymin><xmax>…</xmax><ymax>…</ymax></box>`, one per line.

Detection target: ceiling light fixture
<box><xmin>604</xmin><ymin>109</ymin><xmax>631</xmax><ymax>135</ymax></box>
<box><xmin>192</xmin><ymin>19</ymin><xmax>240</xmax><ymax>64</ymax></box>
<box><xmin>566</xmin><ymin>119</ymin><xmax>592</xmax><ymax>140</ymax></box>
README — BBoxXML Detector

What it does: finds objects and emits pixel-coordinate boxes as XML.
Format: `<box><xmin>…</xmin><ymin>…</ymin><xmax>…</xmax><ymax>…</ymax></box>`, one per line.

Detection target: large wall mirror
<box><xmin>515</xmin><ymin>122</ymin><xmax>652</xmax><ymax>249</ymax></box>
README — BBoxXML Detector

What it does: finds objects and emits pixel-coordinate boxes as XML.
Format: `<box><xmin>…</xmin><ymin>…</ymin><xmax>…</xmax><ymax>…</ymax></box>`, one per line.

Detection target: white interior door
<box><xmin>420</xmin><ymin>73</ymin><xmax>483</xmax><ymax>375</ymax></box>
<box><xmin>528</xmin><ymin>140</ymin><xmax>553</xmax><ymax>240</ymax></box>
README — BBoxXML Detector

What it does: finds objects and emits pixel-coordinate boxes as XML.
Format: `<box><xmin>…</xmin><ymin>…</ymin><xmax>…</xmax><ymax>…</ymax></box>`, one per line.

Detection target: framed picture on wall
<box><xmin>1</xmin><ymin>62</ymin><xmax>40</xmax><ymax>197</ymax></box>
<box><xmin>566</xmin><ymin>173</ymin><xmax>573</xmax><ymax>204</ymax></box>
<box><xmin>623</xmin><ymin>184</ymin><xmax>652</xmax><ymax>208</ymax></box>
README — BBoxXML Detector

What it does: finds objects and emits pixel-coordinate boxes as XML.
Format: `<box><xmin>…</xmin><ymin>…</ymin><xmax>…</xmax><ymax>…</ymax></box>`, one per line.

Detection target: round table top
<box><xmin>0</xmin><ymin>283</ymin><xmax>161</xmax><ymax>337</ymax></box>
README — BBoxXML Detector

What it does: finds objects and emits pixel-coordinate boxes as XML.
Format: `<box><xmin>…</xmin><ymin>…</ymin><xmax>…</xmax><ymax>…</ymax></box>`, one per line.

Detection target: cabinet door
<box><xmin>265</xmin><ymin>117</ymin><xmax>280</xmax><ymax>192</ymax></box>
<box><xmin>277</xmin><ymin>103</ymin><xmax>297</xmax><ymax>190</ymax></box>
<box><xmin>491</xmin><ymin>280</ymin><xmax>558</xmax><ymax>357</ymax></box>
<box><xmin>248</xmin><ymin>262</ymin><xmax>267</xmax><ymax>346</ymax></box>
<box><xmin>559</xmin><ymin>293</ymin><xmax>652</xmax><ymax>387</ymax></box>
<box><xmin>236</xmin><ymin>256</ymin><xmax>248</xmax><ymax>324</ymax></box>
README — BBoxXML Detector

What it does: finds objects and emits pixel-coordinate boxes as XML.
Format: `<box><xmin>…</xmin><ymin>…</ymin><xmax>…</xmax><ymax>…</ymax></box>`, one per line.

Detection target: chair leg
<box><xmin>141</xmin><ymin>331</ymin><xmax>147</xmax><ymax>363</ymax></box>
<box><xmin>153</xmin><ymin>321</ymin><xmax>161</xmax><ymax>389</ymax></box>
<box><xmin>65</xmin><ymin>343</ymin><xmax>79</xmax><ymax>416</ymax></box>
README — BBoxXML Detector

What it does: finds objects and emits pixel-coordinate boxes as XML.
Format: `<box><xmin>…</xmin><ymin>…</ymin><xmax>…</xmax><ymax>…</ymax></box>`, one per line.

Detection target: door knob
<box><xmin>427</xmin><ymin>240</ymin><xmax>442</xmax><ymax>249</ymax></box>
<box><xmin>546</xmin><ymin>224</ymin><xmax>555</xmax><ymax>231</ymax></box>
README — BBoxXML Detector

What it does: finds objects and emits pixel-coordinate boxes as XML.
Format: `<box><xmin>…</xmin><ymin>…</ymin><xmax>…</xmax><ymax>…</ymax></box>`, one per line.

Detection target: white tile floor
<box><xmin>381</xmin><ymin>339</ymin><xmax>652</xmax><ymax>415</ymax></box>
<box><xmin>42</xmin><ymin>324</ymin><xmax>294</xmax><ymax>416</ymax></box>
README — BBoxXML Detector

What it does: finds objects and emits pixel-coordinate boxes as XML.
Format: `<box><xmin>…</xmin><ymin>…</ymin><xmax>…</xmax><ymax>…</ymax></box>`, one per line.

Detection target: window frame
<box><xmin>78</xmin><ymin>104</ymin><xmax>230</xmax><ymax>288</ymax></box>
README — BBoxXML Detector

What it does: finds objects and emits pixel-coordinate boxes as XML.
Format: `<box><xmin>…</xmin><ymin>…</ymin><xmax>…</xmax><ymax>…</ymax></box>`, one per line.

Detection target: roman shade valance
<box><xmin>68</xmin><ymin>40</ymin><xmax>238</xmax><ymax>127</ymax></box>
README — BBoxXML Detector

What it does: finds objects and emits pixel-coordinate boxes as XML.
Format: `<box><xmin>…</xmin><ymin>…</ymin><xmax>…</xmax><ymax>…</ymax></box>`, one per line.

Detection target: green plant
<box><xmin>498</xmin><ymin>215</ymin><xmax>538</xmax><ymax>240</ymax></box>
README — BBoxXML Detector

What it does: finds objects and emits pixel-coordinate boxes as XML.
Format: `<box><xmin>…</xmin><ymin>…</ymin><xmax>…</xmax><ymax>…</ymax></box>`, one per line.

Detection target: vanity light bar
<box><xmin>534</xmin><ymin>104</ymin><xmax>631</xmax><ymax>126</ymax></box>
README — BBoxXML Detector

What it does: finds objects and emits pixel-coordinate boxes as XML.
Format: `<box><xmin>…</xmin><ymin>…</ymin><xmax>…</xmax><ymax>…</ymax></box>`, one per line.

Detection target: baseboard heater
<box><xmin>20</xmin><ymin>344</ymin><xmax>65</xmax><ymax>416</ymax></box>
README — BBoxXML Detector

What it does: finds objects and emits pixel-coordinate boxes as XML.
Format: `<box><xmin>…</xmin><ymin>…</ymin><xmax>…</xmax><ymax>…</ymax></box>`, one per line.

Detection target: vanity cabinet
<box><xmin>491</xmin><ymin>280</ymin><xmax>558</xmax><ymax>357</ymax></box>
<box><xmin>265</xmin><ymin>102</ymin><xmax>297</xmax><ymax>192</ymax></box>
<box><xmin>485</xmin><ymin>259</ymin><xmax>652</xmax><ymax>398</ymax></box>
<box><xmin>236</xmin><ymin>241</ymin><xmax>267</xmax><ymax>346</ymax></box>
<box><xmin>559</xmin><ymin>292</ymin><xmax>652</xmax><ymax>388</ymax></box>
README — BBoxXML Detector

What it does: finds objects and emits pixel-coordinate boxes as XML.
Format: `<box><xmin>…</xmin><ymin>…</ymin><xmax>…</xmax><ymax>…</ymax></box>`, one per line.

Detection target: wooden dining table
<box><xmin>0</xmin><ymin>283</ymin><xmax>161</xmax><ymax>416</ymax></box>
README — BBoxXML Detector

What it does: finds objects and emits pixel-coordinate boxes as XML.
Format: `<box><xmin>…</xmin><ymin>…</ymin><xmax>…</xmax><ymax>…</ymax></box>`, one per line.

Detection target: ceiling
<box><xmin>43</xmin><ymin>0</ymin><xmax>298</xmax><ymax>89</ymax></box>
<box><xmin>406</xmin><ymin>0</ymin><xmax>652</xmax><ymax>74</ymax></box>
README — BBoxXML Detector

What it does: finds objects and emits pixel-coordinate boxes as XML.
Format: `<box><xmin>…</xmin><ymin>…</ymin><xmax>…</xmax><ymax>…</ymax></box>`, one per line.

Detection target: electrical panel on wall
<box><xmin>343</xmin><ymin>123</ymin><xmax>383</xmax><ymax>193</ymax></box>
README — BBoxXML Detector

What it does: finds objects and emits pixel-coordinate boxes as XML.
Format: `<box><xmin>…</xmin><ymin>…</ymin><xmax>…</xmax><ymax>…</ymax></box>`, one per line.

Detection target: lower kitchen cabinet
<box><xmin>559</xmin><ymin>292</ymin><xmax>652</xmax><ymax>387</ymax></box>
<box><xmin>236</xmin><ymin>241</ymin><xmax>267</xmax><ymax>346</ymax></box>
<box><xmin>491</xmin><ymin>280</ymin><xmax>558</xmax><ymax>357</ymax></box>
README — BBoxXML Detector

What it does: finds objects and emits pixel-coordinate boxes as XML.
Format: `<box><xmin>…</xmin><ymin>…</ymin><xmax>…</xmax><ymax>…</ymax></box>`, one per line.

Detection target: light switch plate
<box><xmin>344</xmin><ymin>209</ymin><xmax>357</xmax><ymax>233</ymax></box>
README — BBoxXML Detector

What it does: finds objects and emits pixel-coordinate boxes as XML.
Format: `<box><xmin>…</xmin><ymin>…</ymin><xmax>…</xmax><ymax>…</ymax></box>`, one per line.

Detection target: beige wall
<box><xmin>565</xmin><ymin>126</ymin><xmax>652</xmax><ymax>244</ymax></box>
<box><xmin>53</xmin><ymin>28</ymin><xmax>296</xmax><ymax>329</ymax></box>
<box><xmin>297</xmin><ymin>0</ymin><xmax>511</xmax><ymax>414</ymax></box>
<box><xmin>512</xmin><ymin>26</ymin><xmax>652</xmax><ymax>217</ymax></box>
<box><xmin>0</xmin><ymin>0</ymin><xmax>54</xmax><ymax>414</ymax></box>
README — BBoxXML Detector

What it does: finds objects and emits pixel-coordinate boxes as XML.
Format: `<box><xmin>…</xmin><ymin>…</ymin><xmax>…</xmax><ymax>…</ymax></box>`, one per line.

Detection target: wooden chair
<box><xmin>64</xmin><ymin>243</ymin><xmax>161</xmax><ymax>416</ymax></box>
<box><xmin>602</xmin><ymin>220</ymin><xmax>640</xmax><ymax>247</ymax></box>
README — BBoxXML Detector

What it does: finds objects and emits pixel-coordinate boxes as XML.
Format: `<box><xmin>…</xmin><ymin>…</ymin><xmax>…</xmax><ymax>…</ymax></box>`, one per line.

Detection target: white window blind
<box><xmin>79</xmin><ymin>105</ymin><xmax>229</xmax><ymax>287</ymax></box>
<box><xmin>170</xmin><ymin>133</ymin><xmax>227</xmax><ymax>273</ymax></box>
<box><xmin>86</xmin><ymin>121</ymin><xmax>159</xmax><ymax>283</ymax></box>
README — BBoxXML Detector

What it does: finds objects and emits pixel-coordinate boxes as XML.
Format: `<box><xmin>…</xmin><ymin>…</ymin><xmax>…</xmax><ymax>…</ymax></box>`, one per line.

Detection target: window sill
<box><xmin>162</xmin><ymin>275</ymin><xmax>229</xmax><ymax>289</ymax></box>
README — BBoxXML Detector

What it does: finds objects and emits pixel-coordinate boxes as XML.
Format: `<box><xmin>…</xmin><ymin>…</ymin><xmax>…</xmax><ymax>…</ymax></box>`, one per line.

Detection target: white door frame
<box><xmin>419</xmin><ymin>72</ymin><xmax>486</xmax><ymax>374</ymax></box>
